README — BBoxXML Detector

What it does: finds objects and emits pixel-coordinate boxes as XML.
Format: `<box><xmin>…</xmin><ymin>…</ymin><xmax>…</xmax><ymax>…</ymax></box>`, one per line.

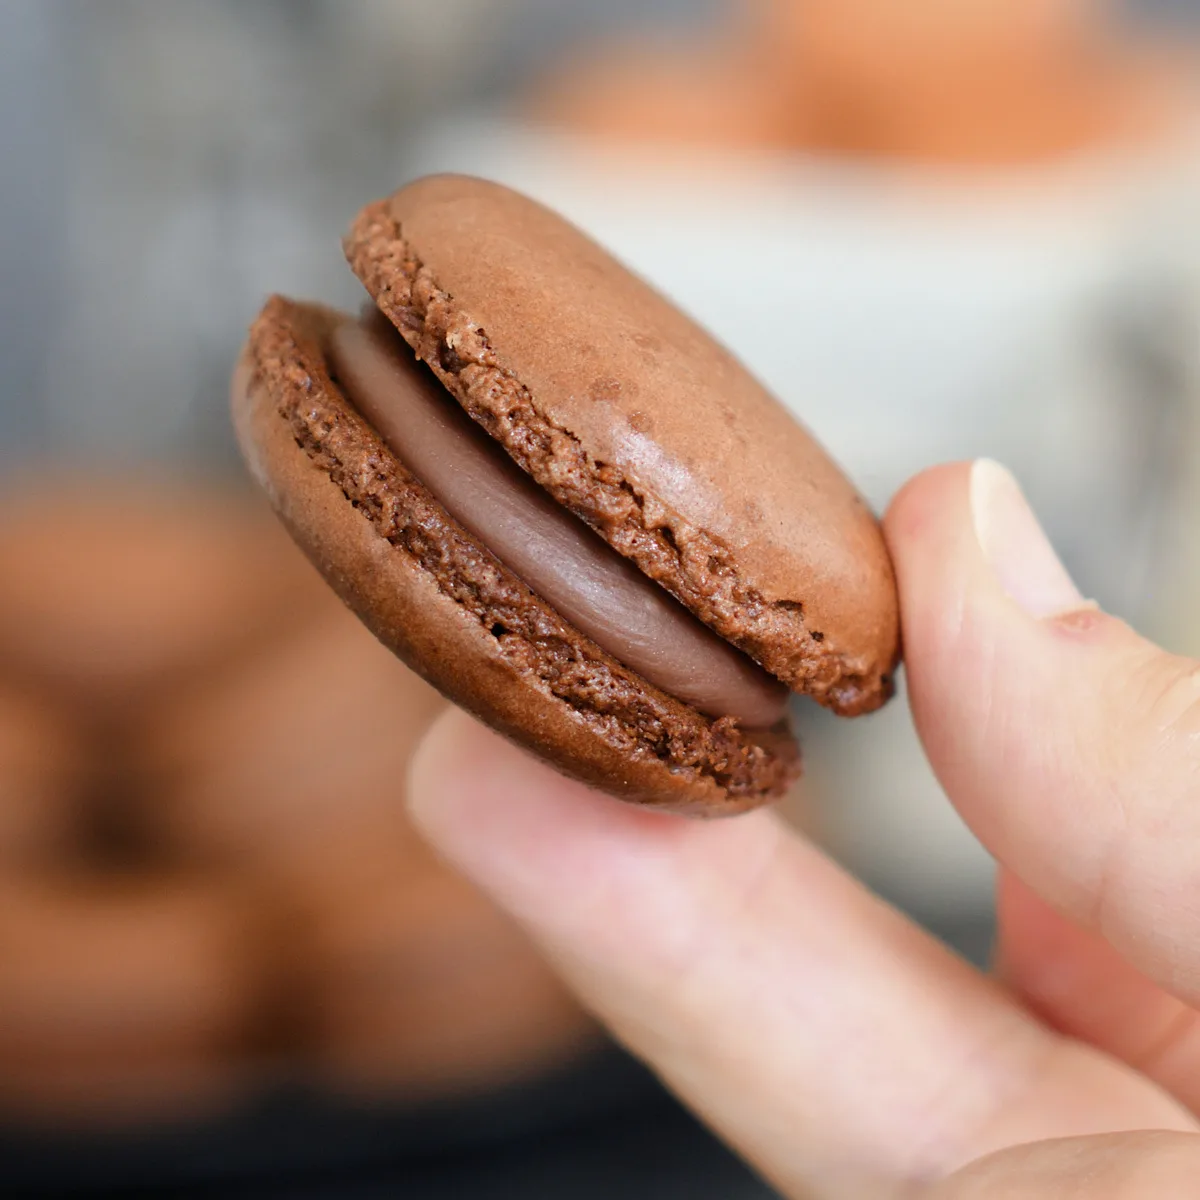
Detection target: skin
<box><xmin>409</xmin><ymin>459</ymin><xmax>1200</xmax><ymax>1197</ymax></box>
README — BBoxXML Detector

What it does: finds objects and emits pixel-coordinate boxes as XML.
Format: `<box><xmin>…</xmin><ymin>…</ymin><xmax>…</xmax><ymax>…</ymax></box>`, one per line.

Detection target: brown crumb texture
<box><xmin>243</xmin><ymin>298</ymin><xmax>799</xmax><ymax>809</ymax></box>
<box><xmin>345</xmin><ymin>199</ymin><xmax>894</xmax><ymax>716</ymax></box>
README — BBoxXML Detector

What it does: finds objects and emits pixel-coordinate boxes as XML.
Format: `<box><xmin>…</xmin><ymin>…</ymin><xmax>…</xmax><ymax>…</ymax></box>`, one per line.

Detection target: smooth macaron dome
<box><xmin>234</xmin><ymin>175</ymin><xmax>898</xmax><ymax>815</ymax></box>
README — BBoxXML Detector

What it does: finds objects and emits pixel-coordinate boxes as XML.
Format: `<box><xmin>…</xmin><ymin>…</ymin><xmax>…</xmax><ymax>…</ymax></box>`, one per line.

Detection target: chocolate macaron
<box><xmin>234</xmin><ymin>175</ymin><xmax>898</xmax><ymax>815</ymax></box>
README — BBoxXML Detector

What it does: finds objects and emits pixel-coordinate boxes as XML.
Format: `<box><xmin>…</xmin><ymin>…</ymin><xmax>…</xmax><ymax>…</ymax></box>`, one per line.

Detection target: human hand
<box><xmin>409</xmin><ymin>460</ymin><xmax>1200</xmax><ymax>1197</ymax></box>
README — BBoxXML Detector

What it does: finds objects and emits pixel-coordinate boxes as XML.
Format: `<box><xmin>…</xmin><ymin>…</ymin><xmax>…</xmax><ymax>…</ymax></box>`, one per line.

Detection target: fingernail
<box><xmin>971</xmin><ymin>459</ymin><xmax>1089</xmax><ymax>619</ymax></box>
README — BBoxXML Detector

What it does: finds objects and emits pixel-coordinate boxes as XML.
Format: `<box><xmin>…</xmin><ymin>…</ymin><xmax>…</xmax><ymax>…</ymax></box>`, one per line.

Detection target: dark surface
<box><xmin>0</xmin><ymin>1048</ymin><xmax>774</xmax><ymax>1200</ymax></box>
<box><xmin>0</xmin><ymin>915</ymin><xmax>993</xmax><ymax>1199</ymax></box>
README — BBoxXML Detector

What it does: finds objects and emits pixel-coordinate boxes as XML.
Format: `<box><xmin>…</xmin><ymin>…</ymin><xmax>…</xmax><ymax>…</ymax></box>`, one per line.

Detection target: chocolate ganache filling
<box><xmin>328</xmin><ymin>311</ymin><xmax>789</xmax><ymax>728</ymax></box>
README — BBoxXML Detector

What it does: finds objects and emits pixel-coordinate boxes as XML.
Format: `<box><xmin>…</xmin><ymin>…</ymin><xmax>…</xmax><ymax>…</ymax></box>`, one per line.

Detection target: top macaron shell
<box><xmin>345</xmin><ymin>174</ymin><xmax>898</xmax><ymax>715</ymax></box>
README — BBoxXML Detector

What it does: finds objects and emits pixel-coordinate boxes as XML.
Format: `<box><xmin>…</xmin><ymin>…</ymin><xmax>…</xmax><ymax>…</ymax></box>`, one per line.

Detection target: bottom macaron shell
<box><xmin>235</xmin><ymin>297</ymin><xmax>800</xmax><ymax>816</ymax></box>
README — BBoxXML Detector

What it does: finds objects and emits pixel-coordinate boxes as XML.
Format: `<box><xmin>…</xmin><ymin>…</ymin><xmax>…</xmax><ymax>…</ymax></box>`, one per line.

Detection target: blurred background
<box><xmin>1</xmin><ymin>1</ymin><xmax>1199</xmax><ymax>1196</ymax></box>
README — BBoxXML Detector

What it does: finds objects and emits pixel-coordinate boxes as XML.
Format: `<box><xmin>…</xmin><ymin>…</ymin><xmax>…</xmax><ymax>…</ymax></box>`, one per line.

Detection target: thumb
<box><xmin>928</xmin><ymin>1132</ymin><xmax>1200</xmax><ymax>1198</ymax></box>
<box><xmin>887</xmin><ymin>460</ymin><xmax>1200</xmax><ymax>1003</ymax></box>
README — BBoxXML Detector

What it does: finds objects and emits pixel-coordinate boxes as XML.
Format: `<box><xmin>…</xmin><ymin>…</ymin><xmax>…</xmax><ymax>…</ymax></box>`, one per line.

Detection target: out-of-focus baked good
<box><xmin>139</xmin><ymin>605</ymin><xmax>445</xmax><ymax>872</ymax></box>
<box><xmin>0</xmin><ymin>687</ymin><xmax>84</xmax><ymax>866</ymax></box>
<box><xmin>0</xmin><ymin>869</ymin><xmax>269</xmax><ymax>1127</ymax></box>
<box><xmin>289</xmin><ymin>849</ymin><xmax>598</xmax><ymax>1100</ymax></box>
<box><xmin>0</xmin><ymin>475</ymin><xmax>323</xmax><ymax>712</ymax></box>
<box><xmin>527</xmin><ymin>0</ymin><xmax>1191</xmax><ymax>166</ymax></box>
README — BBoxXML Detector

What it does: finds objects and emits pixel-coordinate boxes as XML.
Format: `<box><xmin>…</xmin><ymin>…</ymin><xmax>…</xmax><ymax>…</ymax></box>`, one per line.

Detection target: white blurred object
<box><xmin>407</xmin><ymin>115</ymin><xmax>1200</xmax><ymax>914</ymax></box>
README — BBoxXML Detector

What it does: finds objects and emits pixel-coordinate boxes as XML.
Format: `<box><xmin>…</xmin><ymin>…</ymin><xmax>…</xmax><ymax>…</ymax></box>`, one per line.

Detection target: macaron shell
<box><xmin>234</xmin><ymin>297</ymin><xmax>799</xmax><ymax>816</ymax></box>
<box><xmin>345</xmin><ymin>174</ymin><xmax>899</xmax><ymax>715</ymax></box>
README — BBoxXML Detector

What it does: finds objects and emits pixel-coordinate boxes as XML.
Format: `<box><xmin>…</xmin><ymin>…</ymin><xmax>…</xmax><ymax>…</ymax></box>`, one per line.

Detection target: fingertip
<box><xmin>407</xmin><ymin>706</ymin><xmax>691</xmax><ymax>929</ymax></box>
<box><xmin>883</xmin><ymin>462</ymin><xmax>982</xmax><ymax>672</ymax></box>
<box><xmin>883</xmin><ymin>462</ymin><xmax>974</xmax><ymax>556</ymax></box>
<box><xmin>882</xmin><ymin>463</ymin><xmax>993</xmax><ymax>737</ymax></box>
<box><xmin>407</xmin><ymin>706</ymin><xmax>484</xmax><ymax>847</ymax></box>
<box><xmin>408</xmin><ymin>705</ymin><xmax>587</xmax><ymax>862</ymax></box>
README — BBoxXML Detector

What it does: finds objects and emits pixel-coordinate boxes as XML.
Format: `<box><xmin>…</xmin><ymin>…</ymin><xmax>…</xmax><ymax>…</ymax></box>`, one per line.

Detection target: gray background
<box><xmin>1</xmin><ymin>0</ymin><xmax>1195</xmax><ymax>470</ymax></box>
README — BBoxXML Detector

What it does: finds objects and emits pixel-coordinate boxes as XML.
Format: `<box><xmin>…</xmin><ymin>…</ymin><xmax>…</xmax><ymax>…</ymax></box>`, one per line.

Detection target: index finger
<box><xmin>409</xmin><ymin>708</ymin><xmax>1191</xmax><ymax>1198</ymax></box>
